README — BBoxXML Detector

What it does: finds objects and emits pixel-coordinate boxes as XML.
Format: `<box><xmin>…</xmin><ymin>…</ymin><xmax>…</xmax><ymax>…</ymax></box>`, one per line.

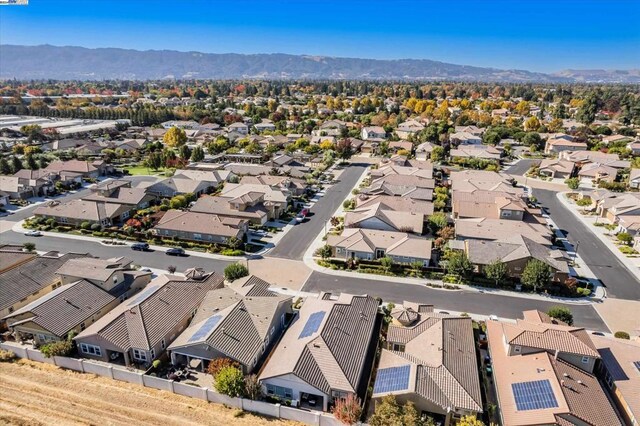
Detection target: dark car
<box><xmin>131</xmin><ymin>242</ymin><xmax>149</xmax><ymax>251</ymax></box>
<box><xmin>166</xmin><ymin>247</ymin><xmax>186</xmax><ymax>256</ymax></box>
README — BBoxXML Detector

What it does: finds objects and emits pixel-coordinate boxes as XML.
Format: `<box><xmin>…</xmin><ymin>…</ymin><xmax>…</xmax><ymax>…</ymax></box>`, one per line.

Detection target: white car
<box><xmin>25</xmin><ymin>230</ymin><xmax>43</xmax><ymax>237</ymax></box>
<box><xmin>488</xmin><ymin>315</ymin><xmax>499</xmax><ymax>321</ymax></box>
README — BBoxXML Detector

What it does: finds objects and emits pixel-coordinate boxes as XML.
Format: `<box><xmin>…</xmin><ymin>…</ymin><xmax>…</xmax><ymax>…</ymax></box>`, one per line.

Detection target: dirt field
<box><xmin>0</xmin><ymin>359</ymin><xmax>299</xmax><ymax>426</ymax></box>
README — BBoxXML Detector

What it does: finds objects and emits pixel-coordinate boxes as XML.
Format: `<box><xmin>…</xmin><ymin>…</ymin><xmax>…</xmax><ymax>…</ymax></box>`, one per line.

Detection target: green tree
<box><xmin>484</xmin><ymin>260</ymin><xmax>508</xmax><ymax>286</ymax></box>
<box><xmin>577</xmin><ymin>92</ymin><xmax>600</xmax><ymax>125</ymax></box>
<box><xmin>428</xmin><ymin>212</ymin><xmax>448</xmax><ymax>233</ymax></box>
<box><xmin>25</xmin><ymin>154</ymin><xmax>39</xmax><ymax>170</ymax></box>
<box><xmin>190</xmin><ymin>145</ymin><xmax>205</xmax><ymax>162</ymax></box>
<box><xmin>315</xmin><ymin>244</ymin><xmax>333</xmax><ymax>260</ymax></box>
<box><xmin>214</xmin><ymin>366</ymin><xmax>245</xmax><ymax>397</ymax></box>
<box><xmin>224</xmin><ymin>263</ymin><xmax>249</xmax><ymax>281</ymax></box>
<box><xmin>332</xmin><ymin>394</ymin><xmax>362</xmax><ymax>425</ymax></box>
<box><xmin>380</xmin><ymin>256</ymin><xmax>394</xmax><ymax>272</ymax></box>
<box><xmin>547</xmin><ymin>306</ymin><xmax>574</xmax><ymax>326</ymax></box>
<box><xmin>369</xmin><ymin>395</ymin><xmax>428</xmax><ymax>426</ymax></box>
<box><xmin>146</xmin><ymin>151</ymin><xmax>163</xmax><ymax>170</ymax></box>
<box><xmin>163</xmin><ymin>126</ymin><xmax>187</xmax><ymax>147</ymax></box>
<box><xmin>335</xmin><ymin>138</ymin><xmax>353</xmax><ymax>161</ymax></box>
<box><xmin>0</xmin><ymin>157</ymin><xmax>11</xmax><ymax>175</ymax></box>
<box><xmin>430</xmin><ymin>145</ymin><xmax>444</xmax><ymax>162</ymax></box>
<box><xmin>521</xmin><ymin>259</ymin><xmax>552</xmax><ymax>292</ymax></box>
<box><xmin>178</xmin><ymin>144</ymin><xmax>191</xmax><ymax>160</ymax></box>
<box><xmin>226</xmin><ymin>236</ymin><xmax>243</xmax><ymax>250</ymax></box>
<box><xmin>447</xmin><ymin>251</ymin><xmax>473</xmax><ymax>278</ymax></box>
<box><xmin>617</xmin><ymin>232</ymin><xmax>633</xmax><ymax>245</ymax></box>
<box><xmin>565</xmin><ymin>177</ymin><xmax>580</xmax><ymax>190</ymax></box>
<box><xmin>614</xmin><ymin>331</ymin><xmax>630</xmax><ymax>340</ymax></box>
<box><xmin>40</xmin><ymin>339</ymin><xmax>73</xmax><ymax>358</ymax></box>
<box><xmin>11</xmin><ymin>156</ymin><xmax>23</xmax><ymax>173</ymax></box>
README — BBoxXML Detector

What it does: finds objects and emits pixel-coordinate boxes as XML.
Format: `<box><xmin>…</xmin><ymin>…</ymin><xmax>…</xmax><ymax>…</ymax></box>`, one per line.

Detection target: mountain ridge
<box><xmin>1</xmin><ymin>44</ymin><xmax>638</xmax><ymax>83</ymax></box>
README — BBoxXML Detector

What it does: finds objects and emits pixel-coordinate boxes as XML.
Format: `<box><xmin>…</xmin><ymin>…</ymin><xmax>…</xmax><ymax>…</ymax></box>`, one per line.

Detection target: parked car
<box><xmin>166</xmin><ymin>247</ymin><xmax>186</xmax><ymax>256</ymax></box>
<box><xmin>24</xmin><ymin>230</ymin><xmax>43</xmax><ymax>237</ymax></box>
<box><xmin>131</xmin><ymin>242</ymin><xmax>149</xmax><ymax>251</ymax></box>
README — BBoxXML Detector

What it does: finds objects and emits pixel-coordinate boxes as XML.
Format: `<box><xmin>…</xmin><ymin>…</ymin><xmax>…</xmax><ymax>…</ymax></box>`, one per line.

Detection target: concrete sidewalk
<box><xmin>556</xmin><ymin>191</ymin><xmax>640</xmax><ymax>282</ymax></box>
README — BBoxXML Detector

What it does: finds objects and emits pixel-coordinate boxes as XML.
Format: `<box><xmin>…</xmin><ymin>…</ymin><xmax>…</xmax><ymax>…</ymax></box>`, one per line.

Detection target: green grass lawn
<box><xmin>122</xmin><ymin>165</ymin><xmax>167</xmax><ymax>176</ymax></box>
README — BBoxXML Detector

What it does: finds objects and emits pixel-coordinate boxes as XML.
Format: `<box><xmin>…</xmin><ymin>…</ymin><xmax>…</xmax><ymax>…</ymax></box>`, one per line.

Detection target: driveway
<box><xmin>534</xmin><ymin>189</ymin><xmax>640</xmax><ymax>300</ymax></box>
<box><xmin>267</xmin><ymin>164</ymin><xmax>367</xmax><ymax>260</ymax></box>
<box><xmin>302</xmin><ymin>271</ymin><xmax>608</xmax><ymax>331</ymax></box>
<box><xmin>504</xmin><ymin>159</ymin><xmax>538</xmax><ymax>176</ymax></box>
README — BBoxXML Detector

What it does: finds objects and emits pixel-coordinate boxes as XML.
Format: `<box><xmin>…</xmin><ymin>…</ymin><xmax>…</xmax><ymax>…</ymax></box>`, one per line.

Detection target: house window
<box><xmin>59</xmin><ymin>217</ymin><xmax>68</xmax><ymax>223</ymax></box>
<box><xmin>80</xmin><ymin>322</ymin><xmax>86</xmax><ymax>331</ymax></box>
<box><xmin>113</xmin><ymin>276</ymin><xmax>119</xmax><ymax>284</ymax></box>
<box><xmin>266</xmin><ymin>384</ymin><xmax>293</xmax><ymax>399</ymax></box>
<box><xmin>80</xmin><ymin>343</ymin><xmax>102</xmax><ymax>357</ymax></box>
<box><xmin>581</xmin><ymin>356</ymin><xmax>589</xmax><ymax>364</ymax></box>
<box><xmin>150</xmin><ymin>349</ymin><xmax>155</xmax><ymax>360</ymax></box>
<box><xmin>514</xmin><ymin>345</ymin><xmax>522</xmax><ymax>353</ymax></box>
<box><xmin>392</xmin><ymin>343</ymin><xmax>405</xmax><ymax>352</ymax></box>
<box><xmin>122</xmin><ymin>211</ymin><xmax>130</xmax><ymax>219</ymax></box>
<box><xmin>161</xmin><ymin>339</ymin><xmax>166</xmax><ymax>350</ymax></box>
<box><xmin>132</xmin><ymin>349</ymin><xmax>147</xmax><ymax>362</ymax></box>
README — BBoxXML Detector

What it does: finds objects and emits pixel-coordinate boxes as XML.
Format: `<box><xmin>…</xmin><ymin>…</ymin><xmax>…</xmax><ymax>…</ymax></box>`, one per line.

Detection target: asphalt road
<box><xmin>534</xmin><ymin>189</ymin><xmax>640</xmax><ymax>300</ymax></box>
<box><xmin>267</xmin><ymin>164</ymin><xmax>367</xmax><ymax>260</ymax></box>
<box><xmin>504</xmin><ymin>159</ymin><xmax>538</xmax><ymax>176</ymax></box>
<box><xmin>302</xmin><ymin>271</ymin><xmax>608</xmax><ymax>331</ymax></box>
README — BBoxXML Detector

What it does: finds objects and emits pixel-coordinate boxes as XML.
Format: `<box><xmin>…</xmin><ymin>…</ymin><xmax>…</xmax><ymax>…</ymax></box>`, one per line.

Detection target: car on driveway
<box><xmin>131</xmin><ymin>242</ymin><xmax>149</xmax><ymax>251</ymax></box>
<box><xmin>24</xmin><ymin>230</ymin><xmax>43</xmax><ymax>237</ymax></box>
<box><xmin>166</xmin><ymin>247</ymin><xmax>186</xmax><ymax>256</ymax></box>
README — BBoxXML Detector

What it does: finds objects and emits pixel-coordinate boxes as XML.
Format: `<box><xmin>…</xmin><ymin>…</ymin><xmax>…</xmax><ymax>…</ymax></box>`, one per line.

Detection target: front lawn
<box><xmin>121</xmin><ymin>165</ymin><xmax>166</xmax><ymax>176</ymax></box>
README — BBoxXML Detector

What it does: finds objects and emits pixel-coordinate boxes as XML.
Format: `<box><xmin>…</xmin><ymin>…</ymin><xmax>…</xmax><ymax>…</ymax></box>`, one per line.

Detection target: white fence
<box><xmin>0</xmin><ymin>342</ymin><xmax>340</xmax><ymax>425</ymax></box>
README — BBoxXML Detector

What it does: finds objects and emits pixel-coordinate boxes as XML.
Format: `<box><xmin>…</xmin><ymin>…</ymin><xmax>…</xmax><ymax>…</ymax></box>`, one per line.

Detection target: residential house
<box><xmin>0</xmin><ymin>252</ymin><xmax>90</xmax><ymax>321</ymax></box>
<box><xmin>596</xmin><ymin>193</ymin><xmax>640</xmax><ymax>223</ymax></box>
<box><xmin>34</xmin><ymin>198</ymin><xmax>128</xmax><ymax>228</ymax></box>
<box><xmin>361</xmin><ymin>126</ymin><xmax>386</xmax><ymax>140</ymax></box>
<box><xmin>254</xmin><ymin>120</ymin><xmax>276</xmax><ymax>132</ymax></box>
<box><xmin>450</xmin><ymin>131</ymin><xmax>482</xmax><ymax>145</ymax></box>
<box><xmin>388</xmin><ymin>140</ymin><xmax>413</xmax><ymax>154</ymax></box>
<box><xmin>266</xmin><ymin>154</ymin><xmax>305</xmax><ymax>168</ymax></box>
<box><xmin>601</xmin><ymin>134</ymin><xmax>633</xmax><ymax>146</ymax></box>
<box><xmin>450</xmin><ymin>145</ymin><xmax>501</xmax><ymax>162</ymax></box>
<box><xmin>454</xmin><ymin>125</ymin><xmax>484</xmax><ymax>136</ymax></box>
<box><xmin>74</xmin><ymin>272</ymin><xmax>225</xmax><ymax>368</ymax></box>
<box><xmin>627</xmin><ymin>141</ymin><xmax>640</xmax><ymax>155</ymax></box>
<box><xmin>363</xmin><ymin>174</ymin><xmax>435</xmax><ymax>201</ymax></box>
<box><xmin>240</xmin><ymin>175</ymin><xmax>307</xmax><ymax>196</ymax></box>
<box><xmin>487</xmin><ymin>311</ymin><xmax>621</xmax><ymax>426</ymax></box>
<box><xmin>452</xmin><ymin>191</ymin><xmax>526</xmax><ymax>221</ymax></box>
<box><xmin>449</xmin><ymin>170</ymin><xmax>519</xmax><ymax>196</ymax></box>
<box><xmin>0</xmin><ymin>176</ymin><xmax>37</xmax><ymax>199</ymax></box>
<box><xmin>227</xmin><ymin>122</ymin><xmax>249</xmax><ymax>135</ymax></box>
<box><xmin>538</xmin><ymin>159</ymin><xmax>575</xmax><ymax>179</ymax></box>
<box><xmin>372</xmin><ymin>303</ymin><xmax>482</xmax><ymax>425</ymax></box>
<box><xmin>146</xmin><ymin>176</ymin><xmax>214</xmax><ymax>198</ymax></box>
<box><xmin>544</xmin><ymin>137</ymin><xmax>587</xmax><ymax>154</ymax></box>
<box><xmin>327</xmin><ymin>228</ymin><xmax>432</xmax><ymax>266</ymax></box>
<box><xmin>173</xmin><ymin>169</ymin><xmax>229</xmax><ymax>186</ymax></box>
<box><xmin>455</xmin><ymin>218</ymin><xmax>552</xmax><ymax>246</ymax></box>
<box><xmin>259</xmin><ymin>292</ymin><xmax>379</xmax><ymax>411</ymax></box>
<box><xmin>592</xmin><ymin>335</ymin><xmax>640</xmax><ymax>426</ymax></box>
<box><xmin>356</xmin><ymin>194</ymin><xmax>434</xmax><ymax>217</ymax></box>
<box><xmin>221</xmin><ymin>183</ymin><xmax>290</xmax><ymax>220</ymax></box>
<box><xmin>628</xmin><ymin>168</ymin><xmax>640</xmax><ymax>189</ymax></box>
<box><xmin>415</xmin><ymin>142</ymin><xmax>435</xmax><ymax>161</ymax></box>
<box><xmin>396</xmin><ymin>120</ymin><xmax>424</xmax><ymax>139</ymax></box>
<box><xmin>45</xmin><ymin>159</ymin><xmax>111</xmax><ymax>178</ymax></box>
<box><xmin>344</xmin><ymin>203</ymin><xmax>424</xmax><ymax>234</ymax></box>
<box><xmin>55</xmin><ymin>256</ymin><xmax>152</xmax><ymax>299</ymax></box>
<box><xmin>560</xmin><ymin>151</ymin><xmax>630</xmax><ymax>170</ymax></box>
<box><xmin>12</xmin><ymin>169</ymin><xmax>56</xmax><ymax>197</ymax></box>
<box><xmin>191</xmin><ymin>195</ymin><xmax>269</xmax><ymax>225</ymax></box>
<box><xmin>578</xmin><ymin>163</ymin><xmax>618</xmax><ymax>183</ymax></box>
<box><xmin>464</xmin><ymin>235</ymin><xmax>570</xmax><ymax>282</ymax></box>
<box><xmin>168</xmin><ymin>275</ymin><xmax>292</xmax><ymax>374</ymax></box>
<box><xmin>4</xmin><ymin>279</ymin><xmax>119</xmax><ymax>346</ymax></box>
<box><xmin>153</xmin><ymin>210</ymin><xmax>247</xmax><ymax>243</ymax></box>
<box><xmin>82</xmin><ymin>179</ymin><xmax>156</xmax><ymax>212</ymax></box>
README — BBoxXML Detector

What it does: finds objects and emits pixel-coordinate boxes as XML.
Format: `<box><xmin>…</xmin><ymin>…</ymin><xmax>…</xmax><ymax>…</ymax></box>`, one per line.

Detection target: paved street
<box><xmin>534</xmin><ymin>189</ymin><xmax>640</xmax><ymax>300</ymax></box>
<box><xmin>267</xmin><ymin>163</ymin><xmax>367</xmax><ymax>260</ymax></box>
<box><xmin>504</xmin><ymin>158</ymin><xmax>538</xmax><ymax>176</ymax></box>
<box><xmin>302</xmin><ymin>271</ymin><xmax>608</xmax><ymax>331</ymax></box>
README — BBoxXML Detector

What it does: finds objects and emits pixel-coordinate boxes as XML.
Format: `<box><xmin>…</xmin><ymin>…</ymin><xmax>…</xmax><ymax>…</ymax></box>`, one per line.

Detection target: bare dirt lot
<box><xmin>0</xmin><ymin>359</ymin><xmax>298</xmax><ymax>426</ymax></box>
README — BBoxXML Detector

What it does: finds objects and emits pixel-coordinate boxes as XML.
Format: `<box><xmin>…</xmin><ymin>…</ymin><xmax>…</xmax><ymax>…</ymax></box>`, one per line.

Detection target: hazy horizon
<box><xmin>1</xmin><ymin>0</ymin><xmax>639</xmax><ymax>73</ymax></box>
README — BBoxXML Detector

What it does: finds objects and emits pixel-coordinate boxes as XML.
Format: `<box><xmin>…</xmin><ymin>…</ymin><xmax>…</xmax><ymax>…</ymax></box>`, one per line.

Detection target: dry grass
<box><xmin>0</xmin><ymin>359</ymin><xmax>299</xmax><ymax>426</ymax></box>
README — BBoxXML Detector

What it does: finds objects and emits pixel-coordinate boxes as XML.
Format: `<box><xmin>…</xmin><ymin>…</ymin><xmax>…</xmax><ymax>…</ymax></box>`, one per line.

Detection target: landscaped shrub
<box><xmin>224</xmin><ymin>263</ymin><xmax>249</xmax><ymax>281</ymax></box>
<box><xmin>221</xmin><ymin>249</ymin><xmax>244</xmax><ymax>256</ymax></box>
<box><xmin>214</xmin><ymin>366</ymin><xmax>245</xmax><ymax>397</ymax></box>
<box><xmin>40</xmin><ymin>339</ymin><xmax>73</xmax><ymax>358</ymax></box>
<box><xmin>90</xmin><ymin>223</ymin><xmax>101</xmax><ymax>231</ymax></box>
<box><xmin>0</xmin><ymin>349</ymin><xmax>17</xmax><ymax>362</ymax></box>
<box><xmin>614</xmin><ymin>331</ymin><xmax>630</xmax><ymax>340</ymax></box>
<box><xmin>80</xmin><ymin>221</ymin><xmax>91</xmax><ymax>230</ymax></box>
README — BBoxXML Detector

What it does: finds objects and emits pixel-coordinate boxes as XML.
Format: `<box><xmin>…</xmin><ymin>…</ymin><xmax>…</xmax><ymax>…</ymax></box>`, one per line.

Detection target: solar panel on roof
<box><xmin>188</xmin><ymin>315</ymin><xmax>222</xmax><ymax>343</ymax></box>
<box><xmin>512</xmin><ymin>379</ymin><xmax>559</xmax><ymax>411</ymax></box>
<box><xmin>128</xmin><ymin>286</ymin><xmax>159</xmax><ymax>305</ymax></box>
<box><xmin>373</xmin><ymin>365</ymin><xmax>411</xmax><ymax>394</ymax></box>
<box><xmin>298</xmin><ymin>311</ymin><xmax>326</xmax><ymax>339</ymax></box>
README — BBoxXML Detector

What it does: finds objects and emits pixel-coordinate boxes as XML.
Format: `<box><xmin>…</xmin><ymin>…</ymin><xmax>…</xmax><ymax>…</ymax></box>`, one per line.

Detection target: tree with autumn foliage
<box><xmin>163</xmin><ymin>126</ymin><xmax>187</xmax><ymax>147</ymax></box>
<box><xmin>332</xmin><ymin>394</ymin><xmax>362</xmax><ymax>425</ymax></box>
<box><xmin>207</xmin><ymin>357</ymin><xmax>240</xmax><ymax>379</ymax></box>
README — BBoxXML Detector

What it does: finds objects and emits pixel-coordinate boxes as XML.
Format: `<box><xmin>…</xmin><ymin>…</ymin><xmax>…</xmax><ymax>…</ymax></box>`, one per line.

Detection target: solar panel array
<box><xmin>128</xmin><ymin>286</ymin><xmax>159</xmax><ymax>306</ymax></box>
<box><xmin>373</xmin><ymin>365</ymin><xmax>411</xmax><ymax>394</ymax></box>
<box><xmin>298</xmin><ymin>311</ymin><xmax>326</xmax><ymax>339</ymax></box>
<box><xmin>634</xmin><ymin>361</ymin><xmax>640</xmax><ymax>372</ymax></box>
<box><xmin>512</xmin><ymin>379</ymin><xmax>559</xmax><ymax>411</ymax></box>
<box><xmin>188</xmin><ymin>315</ymin><xmax>222</xmax><ymax>343</ymax></box>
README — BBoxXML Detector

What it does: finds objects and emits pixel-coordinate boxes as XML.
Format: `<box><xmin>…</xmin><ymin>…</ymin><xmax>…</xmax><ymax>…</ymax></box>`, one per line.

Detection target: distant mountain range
<box><xmin>1</xmin><ymin>44</ymin><xmax>638</xmax><ymax>83</ymax></box>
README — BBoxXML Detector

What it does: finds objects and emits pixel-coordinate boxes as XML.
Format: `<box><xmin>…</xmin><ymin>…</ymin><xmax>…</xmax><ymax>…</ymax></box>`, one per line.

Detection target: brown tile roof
<box><xmin>76</xmin><ymin>273</ymin><xmax>224</xmax><ymax>351</ymax></box>
<box><xmin>153</xmin><ymin>210</ymin><xmax>245</xmax><ymax>238</ymax></box>
<box><xmin>56</xmin><ymin>257</ymin><xmax>132</xmax><ymax>282</ymax></box>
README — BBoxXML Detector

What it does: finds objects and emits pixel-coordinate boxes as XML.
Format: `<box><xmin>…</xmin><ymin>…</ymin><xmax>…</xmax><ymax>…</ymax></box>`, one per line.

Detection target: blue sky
<box><xmin>1</xmin><ymin>0</ymin><xmax>638</xmax><ymax>72</ymax></box>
